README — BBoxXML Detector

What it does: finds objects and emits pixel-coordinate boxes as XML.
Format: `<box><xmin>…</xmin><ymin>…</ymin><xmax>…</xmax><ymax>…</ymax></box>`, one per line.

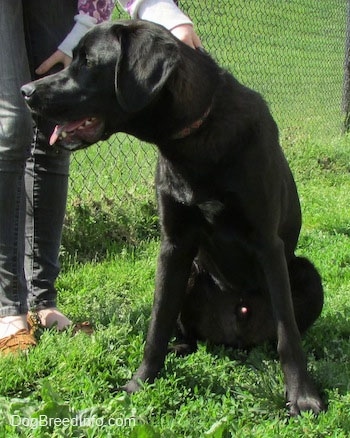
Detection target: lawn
<box><xmin>1</xmin><ymin>1</ymin><xmax>349</xmax><ymax>437</ymax></box>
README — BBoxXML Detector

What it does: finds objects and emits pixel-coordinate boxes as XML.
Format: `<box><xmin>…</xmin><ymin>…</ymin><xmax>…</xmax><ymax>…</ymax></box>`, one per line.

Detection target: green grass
<box><xmin>1</xmin><ymin>1</ymin><xmax>350</xmax><ymax>436</ymax></box>
<box><xmin>3</xmin><ymin>137</ymin><xmax>349</xmax><ymax>437</ymax></box>
<box><xmin>0</xmin><ymin>114</ymin><xmax>350</xmax><ymax>438</ymax></box>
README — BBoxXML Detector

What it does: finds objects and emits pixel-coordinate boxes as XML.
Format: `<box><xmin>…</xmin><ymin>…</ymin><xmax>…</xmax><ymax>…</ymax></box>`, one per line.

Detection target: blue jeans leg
<box><xmin>0</xmin><ymin>0</ymin><xmax>32</xmax><ymax>316</ymax></box>
<box><xmin>0</xmin><ymin>0</ymin><xmax>76</xmax><ymax>316</ymax></box>
<box><xmin>23</xmin><ymin>0</ymin><xmax>76</xmax><ymax>310</ymax></box>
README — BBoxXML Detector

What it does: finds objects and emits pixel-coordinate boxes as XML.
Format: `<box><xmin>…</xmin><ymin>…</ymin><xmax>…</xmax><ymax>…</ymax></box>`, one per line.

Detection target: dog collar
<box><xmin>172</xmin><ymin>107</ymin><xmax>211</xmax><ymax>140</ymax></box>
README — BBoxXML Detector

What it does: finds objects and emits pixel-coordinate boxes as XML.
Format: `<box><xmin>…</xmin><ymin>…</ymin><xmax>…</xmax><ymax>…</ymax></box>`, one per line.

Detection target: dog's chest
<box><xmin>157</xmin><ymin>158</ymin><xmax>223</xmax><ymax>211</ymax></box>
<box><xmin>197</xmin><ymin>200</ymin><xmax>225</xmax><ymax>224</ymax></box>
<box><xmin>163</xmin><ymin>184</ymin><xmax>226</xmax><ymax>231</ymax></box>
<box><xmin>160</xmin><ymin>171</ymin><xmax>224</xmax><ymax>223</ymax></box>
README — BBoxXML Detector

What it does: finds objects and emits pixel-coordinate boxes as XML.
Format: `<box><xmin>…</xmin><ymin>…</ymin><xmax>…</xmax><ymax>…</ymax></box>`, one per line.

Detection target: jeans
<box><xmin>0</xmin><ymin>0</ymin><xmax>76</xmax><ymax>316</ymax></box>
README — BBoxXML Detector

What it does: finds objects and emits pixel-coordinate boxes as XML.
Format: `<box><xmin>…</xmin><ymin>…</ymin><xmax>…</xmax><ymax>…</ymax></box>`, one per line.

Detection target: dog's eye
<box><xmin>80</xmin><ymin>54</ymin><xmax>94</xmax><ymax>69</ymax></box>
<box><xmin>85</xmin><ymin>58</ymin><xmax>94</xmax><ymax>68</ymax></box>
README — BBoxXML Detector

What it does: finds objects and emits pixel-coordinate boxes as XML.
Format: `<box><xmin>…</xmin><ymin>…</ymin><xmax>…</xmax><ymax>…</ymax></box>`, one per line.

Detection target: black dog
<box><xmin>21</xmin><ymin>20</ymin><xmax>324</xmax><ymax>415</ymax></box>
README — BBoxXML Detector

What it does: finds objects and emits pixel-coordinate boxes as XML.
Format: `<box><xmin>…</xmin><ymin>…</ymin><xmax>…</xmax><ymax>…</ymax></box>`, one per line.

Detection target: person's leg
<box><xmin>23</xmin><ymin>0</ymin><xmax>76</xmax><ymax>329</ymax></box>
<box><xmin>0</xmin><ymin>0</ymin><xmax>33</xmax><ymax>338</ymax></box>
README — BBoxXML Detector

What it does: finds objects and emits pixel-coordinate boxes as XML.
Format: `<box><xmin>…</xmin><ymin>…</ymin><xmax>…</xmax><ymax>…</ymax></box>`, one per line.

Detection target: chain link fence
<box><xmin>64</xmin><ymin>0</ymin><xmax>346</xmax><ymax>256</ymax></box>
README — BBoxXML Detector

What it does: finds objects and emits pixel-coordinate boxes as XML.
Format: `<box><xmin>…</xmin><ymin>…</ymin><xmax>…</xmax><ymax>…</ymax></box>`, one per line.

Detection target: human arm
<box><xmin>117</xmin><ymin>0</ymin><xmax>202</xmax><ymax>48</ymax></box>
<box><xmin>36</xmin><ymin>0</ymin><xmax>115</xmax><ymax>75</ymax></box>
<box><xmin>36</xmin><ymin>0</ymin><xmax>201</xmax><ymax>75</ymax></box>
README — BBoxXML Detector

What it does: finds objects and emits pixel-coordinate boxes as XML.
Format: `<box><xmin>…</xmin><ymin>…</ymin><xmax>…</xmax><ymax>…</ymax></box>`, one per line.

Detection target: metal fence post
<box><xmin>343</xmin><ymin>0</ymin><xmax>350</xmax><ymax>132</ymax></box>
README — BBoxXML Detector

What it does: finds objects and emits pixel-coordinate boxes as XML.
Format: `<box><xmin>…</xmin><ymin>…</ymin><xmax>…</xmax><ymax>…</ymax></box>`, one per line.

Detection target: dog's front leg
<box><xmin>123</xmin><ymin>235</ymin><xmax>196</xmax><ymax>394</ymax></box>
<box><xmin>260</xmin><ymin>238</ymin><xmax>324</xmax><ymax>415</ymax></box>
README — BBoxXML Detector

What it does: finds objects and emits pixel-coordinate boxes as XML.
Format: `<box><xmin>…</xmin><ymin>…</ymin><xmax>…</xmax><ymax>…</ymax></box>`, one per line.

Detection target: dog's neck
<box><xmin>167</xmin><ymin>48</ymin><xmax>220</xmax><ymax>142</ymax></box>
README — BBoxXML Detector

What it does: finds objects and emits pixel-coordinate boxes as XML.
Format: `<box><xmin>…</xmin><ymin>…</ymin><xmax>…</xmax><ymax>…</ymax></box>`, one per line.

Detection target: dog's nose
<box><xmin>21</xmin><ymin>83</ymin><xmax>36</xmax><ymax>100</ymax></box>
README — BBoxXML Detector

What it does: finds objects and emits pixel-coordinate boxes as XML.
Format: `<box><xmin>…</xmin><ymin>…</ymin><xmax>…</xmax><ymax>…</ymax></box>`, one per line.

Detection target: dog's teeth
<box><xmin>85</xmin><ymin>119</ymin><xmax>93</xmax><ymax>126</ymax></box>
<box><xmin>61</xmin><ymin>131</ymin><xmax>67</xmax><ymax>138</ymax></box>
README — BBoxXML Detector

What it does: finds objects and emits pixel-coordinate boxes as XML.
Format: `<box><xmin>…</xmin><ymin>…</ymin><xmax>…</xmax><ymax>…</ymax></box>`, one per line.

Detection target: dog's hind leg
<box><xmin>289</xmin><ymin>256</ymin><xmax>324</xmax><ymax>334</ymax></box>
<box><xmin>176</xmin><ymin>264</ymin><xmax>243</xmax><ymax>347</ymax></box>
<box><xmin>169</xmin><ymin>321</ymin><xmax>198</xmax><ymax>356</ymax></box>
<box><xmin>168</xmin><ymin>263</ymin><xmax>204</xmax><ymax>356</ymax></box>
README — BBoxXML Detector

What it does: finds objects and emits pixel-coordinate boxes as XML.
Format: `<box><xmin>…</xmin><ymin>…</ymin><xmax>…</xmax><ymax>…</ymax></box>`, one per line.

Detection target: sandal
<box><xmin>0</xmin><ymin>329</ymin><xmax>36</xmax><ymax>356</ymax></box>
<box><xmin>71</xmin><ymin>321</ymin><xmax>94</xmax><ymax>336</ymax></box>
<box><xmin>27</xmin><ymin>311</ymin><xmax>42</xmax><ymax>335</ymax></box>
<box><xmin>27</xmin><ymin>311</ymin><xmax>93</xmax><ymax>336</ymax></box>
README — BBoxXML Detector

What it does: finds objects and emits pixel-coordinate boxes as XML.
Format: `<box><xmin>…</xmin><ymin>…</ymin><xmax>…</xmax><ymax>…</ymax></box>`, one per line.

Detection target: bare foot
<box><xmin>36</xmin><ymin>308</ymin><xmax>72</xmax><ymax>331</ymax></box>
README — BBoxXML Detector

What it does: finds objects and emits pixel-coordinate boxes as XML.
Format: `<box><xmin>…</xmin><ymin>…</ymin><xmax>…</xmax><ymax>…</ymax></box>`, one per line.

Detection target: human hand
<box><xmin>35</xmin><ymin>50</ymin><xmax>72</xmax><ymax>75</ymax></box>
<box><xmin>170</xmin><ymin>24</ymin><xmax>202</xmax><ymax>49</ymax></box>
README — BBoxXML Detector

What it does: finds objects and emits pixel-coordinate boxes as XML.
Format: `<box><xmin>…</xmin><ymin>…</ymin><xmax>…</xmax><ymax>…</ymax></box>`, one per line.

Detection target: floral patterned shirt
<box><xmin>59</xmin><ymin>0</ymin><xmax>192</xmax><ymax>57</ymax></box>
<box><xmin>78</xmin><ymin>0</ymin><xmax>115</xmax><ymax>24</ymax></box>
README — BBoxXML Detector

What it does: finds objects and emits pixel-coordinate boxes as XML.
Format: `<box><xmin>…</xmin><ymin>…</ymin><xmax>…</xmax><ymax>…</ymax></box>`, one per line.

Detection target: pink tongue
<box><xmin>49</xmin><ymin>125</ymin><xmax>60</xmax><ymax>146</ymax></box>
<box><xmin>49</xmin><ymin>119</ymin><xmax>90</xmax><ymax>146</ymax></box>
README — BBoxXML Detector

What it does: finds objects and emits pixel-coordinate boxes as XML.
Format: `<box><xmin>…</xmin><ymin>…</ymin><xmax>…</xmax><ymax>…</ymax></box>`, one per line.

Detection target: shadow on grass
<box><xmin>61</xmin><ymin>196</ymin><xmax>159</xmax><ymax>265</ymax></box>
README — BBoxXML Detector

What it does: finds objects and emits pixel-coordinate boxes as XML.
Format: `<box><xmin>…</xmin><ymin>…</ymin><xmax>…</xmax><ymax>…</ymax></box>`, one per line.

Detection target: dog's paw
<box><xmin>286</xmin><ymin>384</ymin><xmax>325</xmax><ymax>416</ymax></box>
<box><xmin>287</xmin><ymin>396</ymin><xmax>325</xmax><ymax>417</ymax></box>
<box><xmin>120</xmin><ymin>379</ymin><xmax>142</xmax><ymax>394</ymax></box>
<box><xmin>168</xmin><ymin>342</ymin><xmax>197</xmax><ymax>357</ymax></box>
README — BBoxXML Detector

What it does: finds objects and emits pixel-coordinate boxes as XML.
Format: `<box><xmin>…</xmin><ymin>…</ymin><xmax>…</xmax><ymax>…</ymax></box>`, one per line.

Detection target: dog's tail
<box><xmin>289</xmin><ymin>257</ymin><xmax>324</xmax><ymax>334</ymax></box>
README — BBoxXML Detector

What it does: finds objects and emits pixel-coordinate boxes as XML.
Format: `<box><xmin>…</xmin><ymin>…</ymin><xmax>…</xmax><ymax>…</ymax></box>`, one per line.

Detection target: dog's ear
<box><xmin>113</xmin><ymin>23</ymin><xmax>180</xmax><ymax>113</ymax></box>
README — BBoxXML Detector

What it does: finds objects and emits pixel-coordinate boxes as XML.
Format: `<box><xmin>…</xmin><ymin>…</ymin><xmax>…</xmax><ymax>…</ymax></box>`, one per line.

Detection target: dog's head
<box><xmin>21</xmin><ymin>20</ymin><xmax>181</xmax><ymax>151</ymax></box>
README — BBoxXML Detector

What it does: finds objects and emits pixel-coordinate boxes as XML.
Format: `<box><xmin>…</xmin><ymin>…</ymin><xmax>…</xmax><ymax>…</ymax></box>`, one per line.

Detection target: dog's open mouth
<box><xmin>49</xmin><ymin>117</ymin><xmax>105</xmax><ymax>150</ymax></box>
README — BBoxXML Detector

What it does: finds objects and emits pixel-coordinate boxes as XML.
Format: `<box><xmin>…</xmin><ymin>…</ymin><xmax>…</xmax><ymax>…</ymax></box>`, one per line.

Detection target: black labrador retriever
<box><xmin>21</xmin><ymin>20</ymin><xmax>324</xmax><ymax>415</ymax></box>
